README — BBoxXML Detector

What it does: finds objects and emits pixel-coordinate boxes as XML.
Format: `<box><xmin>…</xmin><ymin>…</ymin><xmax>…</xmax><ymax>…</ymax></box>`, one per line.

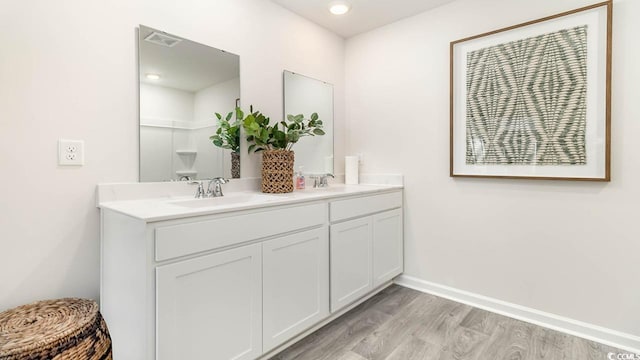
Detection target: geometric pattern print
<box><xmin>465</xmin><ymin>26</ymin><xmax>588</xmax><ymax>165</ymax></box>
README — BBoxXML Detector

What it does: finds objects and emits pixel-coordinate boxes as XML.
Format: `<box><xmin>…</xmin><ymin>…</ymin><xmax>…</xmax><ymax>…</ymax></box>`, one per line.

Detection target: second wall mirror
<box><xmin>283</xmin><ymin>70</ymin><xmax>334</xmax><ymax>175</ymax></box>
<box><xmin>139</xmin><ymin>25</ymin><xmax>241</xmax><ymax>182</ymax></box>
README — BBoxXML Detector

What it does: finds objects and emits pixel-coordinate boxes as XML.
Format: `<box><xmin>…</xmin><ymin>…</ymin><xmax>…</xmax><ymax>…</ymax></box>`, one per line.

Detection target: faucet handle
<box><xmin>308</xmin><ymin>173</ymin><xmax>334</xmax><ymax>188</ymax></box>
<box><xmin>320</xmin><ymin>173</ymin><xmax>334</xmax><ymax>187</ymax></box>
<box><xmin>312</xmin><ymin>175</ymin><xmax>321</xmax><ymax>188</ymax></box>
<box><xmin>206</xmin><ymin>177</ymin><xmax>230</xmax><ymax>197</ymax></box>
<box><xmin>188</xmin><ymin>181</ymin><xmax>206</xmax><ymax>198</ymax></box>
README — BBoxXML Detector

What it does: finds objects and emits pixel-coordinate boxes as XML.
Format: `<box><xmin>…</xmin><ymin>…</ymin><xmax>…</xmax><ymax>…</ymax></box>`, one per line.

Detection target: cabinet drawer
<box><xmin>330</xmin><ymin>191</ymin><xmax>402</xmax><ymax>222</ymax></box>
<box><xmin>155</xmin><ymin>203</ymin><xmax>327</xmax><ymax>261</ymax></box>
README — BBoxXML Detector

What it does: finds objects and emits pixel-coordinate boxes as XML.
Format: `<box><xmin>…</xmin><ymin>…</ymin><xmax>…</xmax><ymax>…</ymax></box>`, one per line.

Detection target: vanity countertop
<box><xmin>98</xmin><ymin>183</ymin><xmax>403</xmax><ymax>222</ymax></box>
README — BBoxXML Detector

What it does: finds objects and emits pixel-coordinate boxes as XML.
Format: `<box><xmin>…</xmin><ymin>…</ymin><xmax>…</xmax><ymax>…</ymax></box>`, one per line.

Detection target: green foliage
<box><xmin>241</xmin><ymin>105</ymin><xmax>325</xmax><ymax>153</ymax></box>
<box><xmin>209</xmin><ymin>108</ymin><xmax>242</xmax><ymax>153</ymax></box>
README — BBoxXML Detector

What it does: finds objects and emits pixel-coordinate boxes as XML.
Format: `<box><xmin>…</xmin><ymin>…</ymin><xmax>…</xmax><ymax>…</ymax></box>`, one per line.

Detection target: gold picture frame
<box><xmin>450</xmin><ymin>1</ymin><xmax>612</xmax><ymax>181</ymax></box>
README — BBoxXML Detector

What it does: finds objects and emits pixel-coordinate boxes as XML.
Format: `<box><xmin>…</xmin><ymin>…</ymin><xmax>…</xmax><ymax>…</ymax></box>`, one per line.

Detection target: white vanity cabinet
<box><xmin>99</xmin><ymin>186</ymin><xmax>402</xmax><ymax>360</ymax></box>
<box><xmin>329</xmin><ymin>192</ymin><xmax>404</xmax><ymax>312</ymax></box>
<box><xmin>329</xmin><ymin>217</ymin><xmax>373</xmax><ymax>312</ymax></box>
<box><xmin>372</xmin><ymin>209</ymin><xmax>404</xmax><ymax>287</ymax></box>
<box><xmin>262</xmin><ymin>227</ymin><xmax>329</xmax><ymax>352</ymax></box>
<box><xmin>156</xmin><ymin>243</ymin><xmax>262</xmax><ymax>360</ymax></box>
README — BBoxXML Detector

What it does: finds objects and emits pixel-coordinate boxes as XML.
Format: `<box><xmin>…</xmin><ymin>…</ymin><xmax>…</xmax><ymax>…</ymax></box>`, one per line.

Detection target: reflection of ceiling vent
<box><xmin>144</xmin><ymin>31</ymin><xmax>182</xmax><ymax>47</ymax></box>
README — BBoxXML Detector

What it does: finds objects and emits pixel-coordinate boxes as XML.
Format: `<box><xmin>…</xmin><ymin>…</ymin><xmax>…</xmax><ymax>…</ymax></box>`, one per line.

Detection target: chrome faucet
<box><xmin>312</xmin><ymin>173</ymin><xmax>335</xmax><ymax>188</ymax></box>
<box><xmin>189</xmin><ymin>181</ymin><xmax>206</xmax><ymax>198</ymax></box>
<box><xmin>207</xmin><ymin>177</ymin><xmax>229</xmax><ymax>197</ymax></box>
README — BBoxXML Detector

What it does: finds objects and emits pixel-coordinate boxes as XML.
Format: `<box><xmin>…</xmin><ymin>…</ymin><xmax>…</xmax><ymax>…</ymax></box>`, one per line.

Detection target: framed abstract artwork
<box><xmin>450</xmin><ymin>1</ymin><xmax>612</xmax><ymax>181</ymax></box>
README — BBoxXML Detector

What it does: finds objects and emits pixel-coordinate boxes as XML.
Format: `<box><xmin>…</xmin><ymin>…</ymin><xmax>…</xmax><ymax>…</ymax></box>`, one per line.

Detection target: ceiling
<box><xmin>139</xmin><ymin>26</ymin><xmax>239</xmax><ymax>92</ymax></box>
<box><xmin>270</xmin><ymin>0</ymin><xmax>457</xmax><ymax>38</ymax></box>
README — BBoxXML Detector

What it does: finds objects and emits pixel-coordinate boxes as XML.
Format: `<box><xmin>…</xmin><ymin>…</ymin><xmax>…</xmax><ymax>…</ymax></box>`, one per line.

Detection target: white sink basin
<box><xmin>169</xmin><ymin>193</ymin><xmax>277</xmax><ymax>208</ymax></box>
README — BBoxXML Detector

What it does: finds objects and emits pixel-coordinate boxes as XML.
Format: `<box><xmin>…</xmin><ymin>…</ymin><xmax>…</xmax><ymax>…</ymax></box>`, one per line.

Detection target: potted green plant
<box><xmin>209</xmin><ymin>110</ymin><xmax>242</xmax><ymax>178</ymax></box>
<box><xmin>241</xmin><ymin>106</ymin><xmax>325</xmax><ymax>193</ymax></box>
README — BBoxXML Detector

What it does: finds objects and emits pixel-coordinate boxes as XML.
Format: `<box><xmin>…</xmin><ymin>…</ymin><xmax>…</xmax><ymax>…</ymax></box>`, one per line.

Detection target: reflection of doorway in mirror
<box><xmin>283</xmin><ymin>71</ymin><xmax>334</xmax><ymax>175</ymax></box>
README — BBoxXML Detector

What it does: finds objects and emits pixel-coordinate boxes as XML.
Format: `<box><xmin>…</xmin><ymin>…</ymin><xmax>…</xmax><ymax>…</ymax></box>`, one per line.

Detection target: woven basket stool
<box><xmin>0</xmin><ymin>298</ymin><xmax>112</xmax><ymax>360</ymax></box>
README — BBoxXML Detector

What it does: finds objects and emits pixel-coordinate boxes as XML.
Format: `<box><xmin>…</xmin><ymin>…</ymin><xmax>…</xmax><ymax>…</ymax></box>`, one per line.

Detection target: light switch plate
<box><xmin>58</xmin><ymin>139</ymin><xmax>84</xmax><ymax>166</ymax></box>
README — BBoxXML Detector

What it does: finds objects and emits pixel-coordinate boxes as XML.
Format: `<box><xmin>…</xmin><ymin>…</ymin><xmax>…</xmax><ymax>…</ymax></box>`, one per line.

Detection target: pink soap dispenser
<box><xmin>295</xmin><ymin>166</ymin><xmax>306</xmax><ymax>190</ymax></box>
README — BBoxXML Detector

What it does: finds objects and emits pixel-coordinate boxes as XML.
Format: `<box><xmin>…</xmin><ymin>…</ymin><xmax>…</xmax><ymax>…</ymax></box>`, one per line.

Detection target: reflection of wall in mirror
<box><xmin>194</xmin><ymin>77</ymin><xmax>240</xmax><ymax>179</ymax></box>
<box><xmin>139</xmin><ymin>78</ymin><xmax>240</xmax><ymax>181</ymax></box>
<box><xmin>284</xmin><ymin>73</ymin><xmax>334</xmax><ymax>175</ymax></box>
<box><xmin>140</xmin><ymin>83</ymin><xmax>194</xmax><ymax>181</ymax></box>
<box><xmin>140</xmin><ymin>126</ymin><xmax>173</xmax><ymax>181</ymax></box>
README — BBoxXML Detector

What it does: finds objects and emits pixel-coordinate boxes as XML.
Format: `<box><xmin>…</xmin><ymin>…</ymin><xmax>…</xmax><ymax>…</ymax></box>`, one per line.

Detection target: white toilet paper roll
<box><xmin>345</xmin><ymin>156</ymin><xmax>359</xmax><ymax>185</ymax></box>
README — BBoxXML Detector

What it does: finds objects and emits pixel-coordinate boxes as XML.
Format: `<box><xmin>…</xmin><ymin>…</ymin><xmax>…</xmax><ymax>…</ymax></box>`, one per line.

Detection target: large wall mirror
<box><xmin>138</xmin><ymin>25</ymin><xmax>240</xmax><ymax>182</ymax></box>
<box><xmin>283</xmin><ymin>71</ymin><xmax>334</xmax><ymax>175</ymax></box>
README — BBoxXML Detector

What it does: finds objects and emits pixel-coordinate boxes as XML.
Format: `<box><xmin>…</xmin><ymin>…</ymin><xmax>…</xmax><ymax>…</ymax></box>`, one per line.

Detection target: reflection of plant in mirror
<box><xmin>209</xmin><ymin>110</ymin><xmax>241</xmax><ymax>153</ymax></box>
<box><xmin>240</xmin><ymin>106</ymin><xmax>325</xmax><ymax>153</ymax></box>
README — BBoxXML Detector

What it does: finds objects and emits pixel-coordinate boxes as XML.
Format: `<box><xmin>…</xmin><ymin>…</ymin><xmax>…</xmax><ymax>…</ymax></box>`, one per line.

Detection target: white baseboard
<box><xmin>395</xmin><ymin>275</ymin><xmax>640</xmax><ymax>354</ymax></box>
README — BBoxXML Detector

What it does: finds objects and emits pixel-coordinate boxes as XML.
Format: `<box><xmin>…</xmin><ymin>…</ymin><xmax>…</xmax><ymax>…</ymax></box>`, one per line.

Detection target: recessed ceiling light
<box><xmin>146</xmin><ymin>73</ymin><xmax>161</xmax><ymax>80</ymax></box>
<box><xmin>329</xmin><ymin>2</ymin><xmax>350</xmax><ymax>15</ymax></box>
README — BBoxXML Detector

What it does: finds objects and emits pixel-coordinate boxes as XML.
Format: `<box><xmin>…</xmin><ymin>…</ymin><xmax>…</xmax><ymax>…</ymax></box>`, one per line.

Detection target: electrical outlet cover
<box><xmin>58</xmin><ymin>139</ymin><xmax>84</xmax><ymax>166</ymax></box>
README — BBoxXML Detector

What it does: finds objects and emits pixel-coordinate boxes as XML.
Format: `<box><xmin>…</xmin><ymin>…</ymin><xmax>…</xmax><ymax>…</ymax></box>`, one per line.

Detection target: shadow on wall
<box><xmin>451</xmin><ymin>177</ymin><xmax>610</xmax><ymax>196</ymax></box>
<box><xmin>0</xmin><ymin>198</ymin><xmax>100</xmax><ymax>311</ymax></box>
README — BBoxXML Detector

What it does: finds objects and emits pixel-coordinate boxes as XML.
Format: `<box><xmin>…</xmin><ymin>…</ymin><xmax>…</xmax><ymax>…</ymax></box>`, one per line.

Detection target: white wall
<box><xmin>193</xmin><ymin>77</ymin><xmax>240</xmax><ymax>123</ymax></box>
<box><xmin>346</xmin><ymin>0</ymin><xmax>639</xmax><ymax>339</ymax></box>
<box><xmin>0</xmin><ymin>0</ymin><xmax>344</xmax><ymax>311</ymax></box>
<box><xmin>140</xmin><ymin>83</ymin><xmax>194</xmax><ymax>123</ymax></box>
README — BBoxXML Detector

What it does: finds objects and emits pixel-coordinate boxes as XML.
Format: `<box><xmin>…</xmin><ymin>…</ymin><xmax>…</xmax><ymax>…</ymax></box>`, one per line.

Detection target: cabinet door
<box><xmin>156</xmin><ymin>244</ymin><xmax>262</xmax><ymax>360</ymax></box>
<box><xmin>262</xmin><ymin>227</ymin><xmax>329</xmax><ymax>352</ymax></box>
<box><xmin>372</xmin><ymin>209</ymin><xmax>404</xmax><ymax>287</ymax></box>
<box><xmin>330</xmin><ymin>217</ymin><xmax>373</xmax><ymax>312</ymax></box>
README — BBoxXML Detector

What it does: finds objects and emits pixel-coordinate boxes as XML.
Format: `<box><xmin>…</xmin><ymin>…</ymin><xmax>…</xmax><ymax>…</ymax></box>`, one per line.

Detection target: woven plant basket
<box><xmin>261</xmin><ymin>149</ymin><xmax>294</xmax><ymax>193</ymax></box>
<box><xmin>0</xmin><ymin>298</ymin><xmax>112</xmax><ymax>360</ymax></box>
<box><xmin>231</xmin><ymin>152</ymin><xmax>240</xmax><ymax>179</ymax></box>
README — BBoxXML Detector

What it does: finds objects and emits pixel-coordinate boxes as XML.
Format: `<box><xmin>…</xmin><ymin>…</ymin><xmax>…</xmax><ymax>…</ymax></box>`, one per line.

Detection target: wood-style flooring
<box><xmin>272</xmin><ymin>285</ymin><xmax>625</xmax><ymax>360</ymax></box>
